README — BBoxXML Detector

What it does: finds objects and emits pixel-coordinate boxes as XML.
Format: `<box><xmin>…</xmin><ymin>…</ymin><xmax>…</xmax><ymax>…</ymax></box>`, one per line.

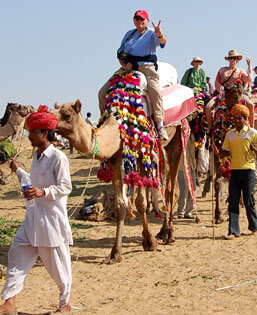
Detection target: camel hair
<box><xmin>54</xmin><ymin>99</ymin><xmax>182</xmax><ymax>263</ymax></box>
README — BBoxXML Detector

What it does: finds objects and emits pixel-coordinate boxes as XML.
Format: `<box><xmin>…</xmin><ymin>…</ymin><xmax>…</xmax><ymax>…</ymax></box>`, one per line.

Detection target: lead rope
<box><xmin>68</xmin><ymin>131</ymin><xmax>99</xmax><ymax>219</ymax></box>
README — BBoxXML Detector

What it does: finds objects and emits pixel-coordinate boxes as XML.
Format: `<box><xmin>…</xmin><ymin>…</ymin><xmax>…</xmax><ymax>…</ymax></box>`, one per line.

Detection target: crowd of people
<box><xmin>1</xmin><ymin>8</ymin><xmax>257</xmax><ymax>314</ymax></box>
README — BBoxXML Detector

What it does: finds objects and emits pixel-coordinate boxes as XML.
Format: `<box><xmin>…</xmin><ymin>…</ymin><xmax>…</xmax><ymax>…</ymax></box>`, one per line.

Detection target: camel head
<box><xmin>8</xmin><ymin>103</ymin><xmax>35</xmax><ymax>118</ymax></box>
<box><xmin>224</xmin><ymin>81</ymin><xmax>244</xmax><ymax>112</ymax></box>
<box><xmin>54</xmin><ymin>99</ymin><xmax>84</xmax><ymax>141</ymax></box>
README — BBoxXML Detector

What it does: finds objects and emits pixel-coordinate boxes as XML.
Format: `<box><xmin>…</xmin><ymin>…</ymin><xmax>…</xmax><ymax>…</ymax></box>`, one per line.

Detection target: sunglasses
<box><xmin>134</xmin><ymin>16</ymin><xmax>145</xmax><ymax>21</ymax></box>
<box><xmin>228</xmin><ymin>57</ymin><xmax>238</xmax><ymax>60</ymax></box>
<box><xmin>194</xmin><ymin>61</ymin><xmax>202</xmax><ymax>63</ymax></box>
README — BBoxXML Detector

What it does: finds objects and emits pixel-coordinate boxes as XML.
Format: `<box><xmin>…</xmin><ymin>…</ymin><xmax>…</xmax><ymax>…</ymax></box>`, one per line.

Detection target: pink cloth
<box><xmin>215</xmin><ymin>67</ymin><xmax>252</xmax><ymax>93</ymax></box>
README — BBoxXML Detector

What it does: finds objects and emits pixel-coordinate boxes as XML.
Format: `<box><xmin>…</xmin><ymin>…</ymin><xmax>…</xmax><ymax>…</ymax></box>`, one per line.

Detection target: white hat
<box><xmin>191</xmin><ymin>56</ymin><xmax>203</xmax><ymax>66</ymax></box>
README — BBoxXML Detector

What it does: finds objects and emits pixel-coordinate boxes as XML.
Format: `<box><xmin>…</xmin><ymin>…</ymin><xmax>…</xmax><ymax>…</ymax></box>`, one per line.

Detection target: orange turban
<box><xmin>26</xmin><ymin>105</ymin><xmax>58</xmax><ymax>131</ymax></box>
<box><xmin>230</xmin><ymin>104</ymin><xmax>249</xmax><ymax>118</ymax></box>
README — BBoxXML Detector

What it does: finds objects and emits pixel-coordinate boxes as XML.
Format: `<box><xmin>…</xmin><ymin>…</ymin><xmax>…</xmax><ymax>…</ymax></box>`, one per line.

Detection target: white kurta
<box><xmin>16</xmin><ymin>144</ymin><xmax>73</xmax><ymax>247</ymax></box>
<box><xmin>1</xmin><ymin>144</ymin><xmax>73</xmax><ymax>306</ymax></box>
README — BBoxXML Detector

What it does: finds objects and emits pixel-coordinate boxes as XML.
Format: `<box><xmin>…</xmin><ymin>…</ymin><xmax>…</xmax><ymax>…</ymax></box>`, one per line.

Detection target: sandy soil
<box><xmin>1</xmin><ymin>138</ymin><xmax>257</xmax><ymax>315</ymax></box>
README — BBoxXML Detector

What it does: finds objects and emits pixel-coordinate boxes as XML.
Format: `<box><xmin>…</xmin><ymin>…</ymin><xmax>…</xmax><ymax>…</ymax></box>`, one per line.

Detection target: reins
<box><xmin>67</xmin><ymin>129</ymin><xmax>99</xmax><ymax>218</ymax></box>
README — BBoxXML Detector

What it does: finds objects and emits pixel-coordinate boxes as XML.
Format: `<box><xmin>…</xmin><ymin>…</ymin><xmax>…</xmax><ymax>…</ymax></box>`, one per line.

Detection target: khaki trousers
<box><xmin>98</xmin><ymin>64</ymin><xmax>164</xmax><ymax>122</ymax></box>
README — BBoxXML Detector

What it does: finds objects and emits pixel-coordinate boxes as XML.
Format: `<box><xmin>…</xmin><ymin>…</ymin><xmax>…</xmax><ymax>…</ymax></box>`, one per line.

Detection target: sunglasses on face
<box><xmin>229</xmin><ymin>57</ymin><xmax>238</xmax><ymax>60</ymax></box>
<box><xmin>194</xmin><ymin>61</ymin><xmax>202</xmax><ymax>63</ymax></box>
<box><xmin>134</xmin><ymin>16</ymin><xmax>145</xmax><ymax>21</ymax></box>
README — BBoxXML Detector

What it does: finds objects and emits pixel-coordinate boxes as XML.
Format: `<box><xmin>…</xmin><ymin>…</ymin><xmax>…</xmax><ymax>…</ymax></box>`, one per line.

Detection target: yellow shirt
<box><xmin>222</xmin><ymin>125</ymin><xmax>257</xmax><ymax>170</ymax></box>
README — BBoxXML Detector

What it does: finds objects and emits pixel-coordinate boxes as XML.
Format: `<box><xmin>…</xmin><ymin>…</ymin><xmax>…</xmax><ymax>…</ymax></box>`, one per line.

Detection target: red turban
<box><xmin>26</xmin><ymin>105</ymin><xmax>58</xmax><ymax>131</ymax></box>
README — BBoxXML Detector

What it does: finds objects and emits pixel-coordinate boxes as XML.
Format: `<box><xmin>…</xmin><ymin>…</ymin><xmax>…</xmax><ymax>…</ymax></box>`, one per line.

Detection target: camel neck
<box><xmin>71</xmin><ymin>113</ymin><xmax>121</xmax><ymax>160</ymax></box>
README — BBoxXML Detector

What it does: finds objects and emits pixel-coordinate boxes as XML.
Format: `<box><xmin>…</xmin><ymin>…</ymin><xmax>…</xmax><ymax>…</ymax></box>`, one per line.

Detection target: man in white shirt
<box><xmin>0</xmin><ymin>106</ymin><xmax>73</xmax><ymax>314</ymax></box>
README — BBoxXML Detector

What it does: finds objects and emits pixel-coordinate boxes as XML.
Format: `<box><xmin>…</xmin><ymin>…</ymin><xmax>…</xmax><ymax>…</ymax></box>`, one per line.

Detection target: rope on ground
<box><xmin>215</xmin><ymin>279</ymin><xmax>257</xmax><ymax>291</ymax></box>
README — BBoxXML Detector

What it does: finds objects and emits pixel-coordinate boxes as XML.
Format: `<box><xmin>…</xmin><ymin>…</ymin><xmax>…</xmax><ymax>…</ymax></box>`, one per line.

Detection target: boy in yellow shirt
<box><xmin>214</xmin><ymin>104</ymin><xmax>257</xmax><ymax>239</ymax></box>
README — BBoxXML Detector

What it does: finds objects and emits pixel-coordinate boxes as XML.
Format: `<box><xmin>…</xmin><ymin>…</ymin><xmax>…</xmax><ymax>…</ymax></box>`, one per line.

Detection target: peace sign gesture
<box><xmin>152</xmin><ymin>20</ymin><xmax>163</xmax><ymax>38</ymax></box>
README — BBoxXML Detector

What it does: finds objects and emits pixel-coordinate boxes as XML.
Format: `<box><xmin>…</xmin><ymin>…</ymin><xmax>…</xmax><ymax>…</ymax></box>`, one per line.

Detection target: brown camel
<box><xmin>54</xmin><ymin>99</ymin><xmax>182</xmax><ymax>263</ymax></box>
<box><xmin>0</xmin><ymin>103</ymin><xmax>34</xmax><ymax>141</ymax></box>
<box><xmin>0</xmin><ymin>104</ymin><xmax>34</xmax><ymax>184</ymax></box>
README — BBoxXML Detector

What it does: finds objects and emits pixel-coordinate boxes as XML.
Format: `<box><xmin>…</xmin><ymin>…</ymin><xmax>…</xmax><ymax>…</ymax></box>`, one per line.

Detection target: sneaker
<box><xmin>224</xmin><ymin>234</ymin><xmax>240</xmax><ymax>240</ymax></box>
<box><xmin>158</xmin><ymin>126</ymin><xmax>169</xmax><ymax>141</ymax></box>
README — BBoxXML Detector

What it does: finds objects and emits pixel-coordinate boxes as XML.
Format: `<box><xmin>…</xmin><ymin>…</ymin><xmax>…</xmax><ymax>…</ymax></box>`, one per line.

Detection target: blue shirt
<box><xmin>118</xmin><ymin>28</ymin><xmax>164</xmax><ymax>65</ymax></box>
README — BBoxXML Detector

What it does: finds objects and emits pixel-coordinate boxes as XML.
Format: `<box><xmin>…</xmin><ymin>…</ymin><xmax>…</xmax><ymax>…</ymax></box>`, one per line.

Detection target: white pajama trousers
<box><xmin>1</xmin><ymin>225</ymin><xmax>72</xmax><ymax>307</ymax></box>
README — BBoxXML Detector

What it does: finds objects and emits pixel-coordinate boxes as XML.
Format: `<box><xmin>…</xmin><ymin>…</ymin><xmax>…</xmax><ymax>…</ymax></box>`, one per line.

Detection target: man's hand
<box><xmin>152</xmin><ymin>20</ymin><xmax>163</xmax><ymax>38</ymax></box>
<box><xmin>246</xmin><ymin>57</ymin><xmax>252</xmax><ymax>69</ymax></box>
<box><xmin>23</xmin><ymin>186</ymin><xmax>45</xmax><ymax>200</ymax></box>
<box><xmin>124</xmin><ymin>62</ymin><xmax>133</xmax><ymax>72</ymax></box>
<box><xmin>250</xmin><ymin>142</ymin><xmax>257</xmax><ymax>155</ymax></box>
<box><xmin>9</xmin><ymin>158</ymin><xmax>19</xmax><ymax>172</ymax></box>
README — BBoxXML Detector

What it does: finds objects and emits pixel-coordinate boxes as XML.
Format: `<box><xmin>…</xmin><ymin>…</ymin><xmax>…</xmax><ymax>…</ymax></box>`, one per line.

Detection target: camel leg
<box><xmin>157</xmin><ymin>126</ymin><xmax>182</xmax><ymax>244</ymax></box>
<box><xmin>151</xmin><ymin>188</ymin><xmax>161</xmax><ymax>214</ymax></box>
<box><xmin>146</xmin><ymin>187</ymin><xmax>151</xmax><ymax>213</ymax></box>
<box><xmin>103</xmin><ymin>154</ymin><xmax>127</xmax><ymax>264</ymax></box>
<box><xmin>146</xmin><ymin>188</ymin><xmax>160</xmax><ymax>214</ymax></box>
<box><xmin>135</xmin><ymin>184</ymin><xmax>157</xmax><ymax>251</ymax></box>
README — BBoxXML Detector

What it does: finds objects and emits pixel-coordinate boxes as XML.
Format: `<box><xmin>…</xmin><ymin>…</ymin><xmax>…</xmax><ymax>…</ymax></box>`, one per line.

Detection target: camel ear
<box><xmin>72</xmin><ymin>99</ymin><xmax>82</xmax><ymax>113</ymax></box>
<box><xmin>54</xmin><ymin>102</ymin><xmax>60</xmax><ymax>109</ymax></box>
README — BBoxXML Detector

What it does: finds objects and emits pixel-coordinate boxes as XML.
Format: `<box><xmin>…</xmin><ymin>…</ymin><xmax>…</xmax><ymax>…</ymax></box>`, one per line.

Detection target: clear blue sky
<box><xmin>0</xmin><ymin>0</ymin><xmax>256</xmax><ymax>121</ymax></box>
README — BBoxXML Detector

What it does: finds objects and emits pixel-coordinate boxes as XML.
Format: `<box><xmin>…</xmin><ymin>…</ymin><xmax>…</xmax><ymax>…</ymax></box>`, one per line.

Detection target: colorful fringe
<box><xmin>97</xmin><ymin>70</ymin><xmax>164</xmax><ymax>188</ymax></box>
<box><xmin>189</xmin><ymin>89</ymin><xmax>209</xmax><ymax>148</ymax></box>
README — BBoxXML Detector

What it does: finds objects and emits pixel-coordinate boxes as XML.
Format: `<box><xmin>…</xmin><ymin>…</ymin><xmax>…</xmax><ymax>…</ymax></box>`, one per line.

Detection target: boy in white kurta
<box><xmin>0</xmin><ymin>106</ymin><xmax>73</xmax><ymax>314</ymax></box>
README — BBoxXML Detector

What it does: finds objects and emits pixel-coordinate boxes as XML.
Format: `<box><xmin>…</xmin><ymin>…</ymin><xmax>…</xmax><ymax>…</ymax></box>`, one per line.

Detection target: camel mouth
<box><xmin>19</xmin><ymin>109</ymin><xmax>29</xmax><ymax>117</ymax></box>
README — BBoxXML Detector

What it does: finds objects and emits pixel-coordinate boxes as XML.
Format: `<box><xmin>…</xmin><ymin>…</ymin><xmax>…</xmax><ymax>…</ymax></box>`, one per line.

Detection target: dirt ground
<box><xmin>1</xmin><ymin>138</ymin><xmax>257</xmax><ymax>315</ymax></box>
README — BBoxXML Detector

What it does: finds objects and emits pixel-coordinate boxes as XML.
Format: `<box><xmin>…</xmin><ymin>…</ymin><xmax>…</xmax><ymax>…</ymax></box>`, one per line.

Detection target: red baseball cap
<box><xmin>134</xmin><ymin>10</ymin><xmax>149</xmax><ymax>20</ymax></box>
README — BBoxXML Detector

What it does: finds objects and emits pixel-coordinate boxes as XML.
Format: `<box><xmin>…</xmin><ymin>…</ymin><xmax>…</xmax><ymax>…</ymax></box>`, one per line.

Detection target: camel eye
<box><xmin>62</xmin><ymin>113</ymin><xmax>71</xmax><ymax>121</ymax></box>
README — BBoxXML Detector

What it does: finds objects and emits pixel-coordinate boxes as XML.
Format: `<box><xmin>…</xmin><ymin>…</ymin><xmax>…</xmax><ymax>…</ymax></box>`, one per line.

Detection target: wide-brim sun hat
<box><xmin>191</xmin><ymin>56</ymin><xmax>203</xmax><ymax>66</ymax></box>
<box><xmin>225</xmin><ymin>49</ymin><xmax>242</xmax><ymax>61</ymax></box>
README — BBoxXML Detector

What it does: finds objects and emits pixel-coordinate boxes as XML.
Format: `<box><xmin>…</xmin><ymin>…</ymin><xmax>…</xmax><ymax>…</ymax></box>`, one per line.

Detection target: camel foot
<box><xmin>142</xmin><ymin>231</ymin><xmax>157</xmax><ymax>251</ymax></box>
<box><xmin>102</xmin><ymin>248</ymin><xmax>122</xmax><ymax>264</ymax></box>
<box><xmin>163</xmin><ymin>231</ymin><xmax>175</xmax><ymax>245</ymax></box>
<box><xmin>156</xmin><ymin>226</ymin><xmax>165</xmax><ymax>239</ymax></box>
<box><xmin>156</xmin><ymin>228</ymin><xmax>175</xmax><ymax>244</ymax></box>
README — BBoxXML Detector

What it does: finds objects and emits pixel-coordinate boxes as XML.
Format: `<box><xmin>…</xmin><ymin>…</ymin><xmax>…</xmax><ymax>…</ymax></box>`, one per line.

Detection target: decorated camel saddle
<box><xmin>97</xmin><ymin>62</ymin><xmax>197</xmax><ymax>208</ymax></box>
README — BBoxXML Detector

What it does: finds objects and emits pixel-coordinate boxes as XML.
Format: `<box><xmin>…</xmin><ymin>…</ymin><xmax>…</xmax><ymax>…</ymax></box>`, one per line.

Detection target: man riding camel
<box><xmin>98</xmin><ymin>9</ymin><xmax>169</xmax><ymax>140</ymax></box>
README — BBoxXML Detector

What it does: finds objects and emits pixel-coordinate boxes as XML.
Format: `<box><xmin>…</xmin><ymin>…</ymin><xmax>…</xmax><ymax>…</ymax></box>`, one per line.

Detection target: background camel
<box><xmin>0</xmin><ymin>103</ymin><xmax>34</xmax><ymax>141</ymax></box>
<box><xmin>0</xmin><ymin>104</ymin><xmax>34</xmax><ymax>184</ymax></box>
<box><xmin>54</xmin><ymin>99</ymin><xmax>182</xmax><ymax>263</ymax></box>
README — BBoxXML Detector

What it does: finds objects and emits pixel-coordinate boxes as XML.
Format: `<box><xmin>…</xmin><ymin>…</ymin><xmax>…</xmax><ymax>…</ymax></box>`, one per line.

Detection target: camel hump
<box><xmin>136</xmin><ymin>61</ymin><xmax>178</xmax><ymax>95</ymax></box>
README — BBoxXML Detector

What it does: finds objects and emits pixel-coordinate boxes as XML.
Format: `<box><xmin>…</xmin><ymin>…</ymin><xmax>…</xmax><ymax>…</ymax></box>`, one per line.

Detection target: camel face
<box><xmin>54</xmin><ymin>100</ymin><xmax>82</xmax><ymax>138</ymax></box>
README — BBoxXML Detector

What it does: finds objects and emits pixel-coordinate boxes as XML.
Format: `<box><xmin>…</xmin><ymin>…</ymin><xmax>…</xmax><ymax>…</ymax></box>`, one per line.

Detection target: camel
<box><xmin>203</xmin><ymin>83</ymin><xmax>253</xmax><ymax>223</ymax></box>
<box><xmin>0</xmin><ymin>103</ymin><xmax>34</xmax><ymax>184</ymax></box>
<box><xmin>0</xmin><ymin>103</ymin><xmax>33</xmax><ymax>142</ymax></box>
<box><xmin>54</xmin><ymin>97</ymin><xmax>182</xmax><ymax>263</ymax></box>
